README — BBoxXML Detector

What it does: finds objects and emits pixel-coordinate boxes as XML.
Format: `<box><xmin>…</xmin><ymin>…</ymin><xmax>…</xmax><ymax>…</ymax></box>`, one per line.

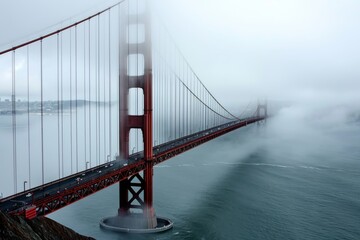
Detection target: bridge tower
<box><xmin>117</xmin><ymin>0</ymin><xmax>157</xmax><ymax>230</ymax></box>
<box><xmin>256</xmin><ymin>100</ymin><xmax>268</xmax><ymax>123</ymax></box>
<box><xmin>101</xmin><ymin>1</ymin><xmax>172</xmax><ymax>233</ymax></box>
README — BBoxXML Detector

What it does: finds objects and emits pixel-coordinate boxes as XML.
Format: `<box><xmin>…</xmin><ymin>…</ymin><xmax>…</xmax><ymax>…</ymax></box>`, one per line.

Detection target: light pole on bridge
<box><xmin>23</xmin><ymin>180</ymin><xmax>27</xmax><ymax>192</ymax></box>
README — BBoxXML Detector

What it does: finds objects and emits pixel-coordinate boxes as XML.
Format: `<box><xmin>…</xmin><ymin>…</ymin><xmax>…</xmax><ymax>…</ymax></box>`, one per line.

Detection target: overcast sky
<box><xmin>1</xmin><ymin>0</ymin><xmax>360</xmax><ymax>113</ymax></box>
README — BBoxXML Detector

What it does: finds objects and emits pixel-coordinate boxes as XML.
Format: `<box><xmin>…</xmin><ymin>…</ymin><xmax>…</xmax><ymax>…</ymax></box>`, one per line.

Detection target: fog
<box><xmin>2</xmin><ymin>3</ymin><xmax>360</xmax><ymax>237</ymax></box>
<box><xmin>1</xmin><ymin>0</ymin><xmax>360</xmax><ymax>125</ymax></box>
<box><xmin>154</xmin><ymin>1</ymin><xmax>360</xmax><ymax>126</ymax></box>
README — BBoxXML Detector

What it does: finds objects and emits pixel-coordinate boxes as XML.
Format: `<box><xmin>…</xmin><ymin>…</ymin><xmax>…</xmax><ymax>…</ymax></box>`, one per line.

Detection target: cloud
<box><xmin>152</xmin><ymin>0</ymin><xmax>360</xmax><ymax>111</ymax></box>
<box><xmin>1</xmin><ymin>0</ymin><xmax>359</xmax><ymax>114</ymax></box>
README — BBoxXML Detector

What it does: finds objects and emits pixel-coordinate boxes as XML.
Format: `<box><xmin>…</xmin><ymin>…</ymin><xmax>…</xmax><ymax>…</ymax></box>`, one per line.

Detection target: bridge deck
<box><xmin>0</xmin><ymin>117</ymin><xmax>264</xmax><ymax>216</ymax></box>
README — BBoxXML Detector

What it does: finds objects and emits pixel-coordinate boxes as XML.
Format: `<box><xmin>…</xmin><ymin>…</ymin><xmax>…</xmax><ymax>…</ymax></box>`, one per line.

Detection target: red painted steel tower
<box><xmin>118</xmin><ymin>0</ymin><xmax>157</xmax><ymax>228</ymax></box>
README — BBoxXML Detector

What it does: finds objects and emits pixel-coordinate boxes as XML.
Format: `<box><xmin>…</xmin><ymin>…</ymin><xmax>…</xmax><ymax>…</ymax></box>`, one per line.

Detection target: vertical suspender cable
<box><xmin>75</xmin><ymin>26</ymin><xmax>79</xmax><ymax>172</ymax></box>
<box><xmin>97</xmin><ymin>15</ymin><xmax>101</xmax><ymax>165</ymax></box>
<box><xmin>89</xmin><ymin>20</ymin><xmax>92</xmax><ymax>168</ymax></box>
<box><xmin>168</xmin><ymin>36</ymin><xmax>171</xmax><ymax>140</ymax></box>
<box><xmin>103</xmin><ymin>15</ymin><xmax>106</xmax><ymax>162</ymax></box>
<box><xmin>205</xmin><ymin>87</ymin><xmax>207</xmax><ymax>129</ymax></box>
<box><xmin>84</xmin><ymin>22</ymin><xmax>87</xmax><ymax>168</ymax></box>
<box><xmin>165</xmin><ymin>43</ymin><xmax>168</xmax><ymax>140</ymax></box>
<box><xmin>191</xmin><ymin>74</ymin><xmax>193</xmax><ymax>133</ymax></box>
<box><xmin>202</xmin><ymin>82</ymin><xmax>204</xmax><ymax>129</ymax></box>
<box><xmin>27</xmin><ymin>46</ymin><xmax>32</xmax><ymax>188</ymax></box>
<box><xmin>61</xmin><ymin>33</ymin><xmax>64</xmax><ymax>177</ymax></box>
<box><xmin>159</xmin><ymin>42</ymin><xmax>161</xmax><ymax>144</ymax></box>
<box><xmin>192</xmin><ymin>74</ymin><xmax>194</xmax><ymax>133</ymax></box>
<box><xmin>181</xmin><ymin>52</ymin><xmax>183</xmax><ymax>136</ymax></box>
<box><xmin>155</xmin><ymin>33</ymin><xmax>157</xmax><ymax>145</ymax></box>
<box><xmin>169</xmin><ymin>45</ymin><xmax>172</xmax><ymax>140</ymax></box>
<box><xmin>70</xmin><ymin>29</ymin><xmax>73</xmax><ymax>174</ymax></box>
<box><xmin>195</xmin><ymin>74</ymin><xmax>197</xmax><ymax>129</ymax></box>
<box><xmin>198</xmin><ymin>81</ymin><xmax>201</xmax><ymax>129</ymax></box>
<box><xmin>108</xmin><ymin>10</ymin><xmax>112</xmax><ymax>159</ymax></box>
<box><xmin>158</xmin><ymin>35</ymin><xmax>163</xmax><ymax>144</ymax></box>
<box><xmin>99</xmin><ymin>16</ymin><xmax>107</xmax><ymax>161</ymax></box>
<box><xmin>205</xmin><ymin>85</ymin><xmax>207</xmax><ymax>129</ymax></box>
<box><xmin>164</xmin><ymin>27</ymin><xmax>167</xmax><ymax>141</ymax></box>
<box><xmin>157</xmin><ymin>35</ymin><xmax>163</xmax><ymax>144</ymax></box>
<box><xmin>177</xmin><ymin>54</ymin><xmax>179</xmax><ymax>137</ymax></box>
<box><xmin>186</xmin><ymin>65</ymin><xmax>189</xmax><ymax>135</ymax></box>
<box><xmin>179</xmin><ymin>54</ymin><xmax>181</xmax><ymax>137</ymax></box>
<box><xmin>205</xmin><ymin>89</ymin><xmax>207</xmax><ymax>128</ymax></box>
<box><xmin>179</xmin><ymin>54</ymin><xmax>181</xmax><ymax>136</ymax></box>
<box><xmin>168</xmin><ymin>48</ymin><xmax>170</xmax><ymax>140</ymax></box>
<box><xmin>200</xmin><ymin>81</ymin><xmax>202</xmax><ymax>130</ymax></box>
<box><xmin>95</xmin><ymin>18</ymin><xmax>98</xmax><ymax>165</ymax></box>
<box><xmin>103</xmin><ymin>14</ymin><xmax>107</xmax><ymax>162</ymax></box>
<box><xmin>156</xmin><ymin>26</ymin><xmax>159</xmax><ymax>145</ymax></box>
<box><xmin>162</xmin><ymin>28</ymin><xmax>164</xmax><ymax>143</ymax></box>
<box><xmin>178</xmin><ymin>55</ymin><xmax>182</xmax><ymax>137</ymax></box>
<box><xmin>174</xmin><ymin>46</ymin><xmax>176</xmax><ymax>138</ymax></box>
<box><xmin>116</xmin><ymin>4</ymin><xmax>120</xmax><ymax>157</ymax></box>
<box><xmin>159</xmin><ymin>30</ymin><xmax>161</xmax><ymax>144</ymax></box>
<box><xmin>174</xmin><ymin>45</ymin><xmax>176</xmax><ymax>139</ymax></box>
<box><xmin>40</xmin><ymin>40</ymin><xmax>45</xmax><ymax>185</ymax></box>
<box><xmin>98</xmin><ymin>14</ymin><xmax>102</xmax><ymax>162</ymax></box>
<box><xmin>187</xmin><ymin>63</ymin><xmax>190</xmax><ymax>135</ymax></box>
<box><xmin>172</xmin><ymin>45</ymin><xmax>175</xmax><ymax>139</ymax></box>
<box><xmin>165</xmin><ymin>29</ymin><xmax>167</xmax><ymax>141</ymax></box>
<box><xmin>159</xmin><ymin>33</ymin><xmax>161</xmax><ymax>144</ymax></box>
<box><xmin>12</xmin><ymin>50</ymin><xmax>17</xmax><ymax>194</ymax></box>
<box><xmin>184</xmin><ymin>59</ymin><xmax>187</xmax><ymax>135</ymax></box>
<box><xmin>163</xmin><ymin>37</ymin><xmax>166</xmax><ymax>141</ymax></box>
<box><xmin>57</xmin><ymin>34</ymin><xmax>60</xmax><ymax>179</ymax></box>
<box><xmin>179</xmin><ymin>55</ymin><xmax>184</xmax><ymax>137</ymax></box>
<box><xmin>203</xmin><ymin>88</ymin><xmax>207</xmax><ymax>129</ymax></box>
<box><xmin>158</xmin><ymin>26</ymin><xmax>163</xmax><ymax>144</ymax></box>
<box><xmin>168</xmin><ymin>40</ymin><xmax>173</xmax><ymax>140</ymax></box>
<box><xmin>201</xmin><ymin>84</ymin><xmax>203</xmax><ymax>130</ymax></box>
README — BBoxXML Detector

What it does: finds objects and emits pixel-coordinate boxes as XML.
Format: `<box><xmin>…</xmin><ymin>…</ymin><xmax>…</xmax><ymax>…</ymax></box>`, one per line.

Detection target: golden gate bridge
<box><xmin>0</xmin><ymin>0</ymin><xmax>267</xmax><ymax>233</ymax></box>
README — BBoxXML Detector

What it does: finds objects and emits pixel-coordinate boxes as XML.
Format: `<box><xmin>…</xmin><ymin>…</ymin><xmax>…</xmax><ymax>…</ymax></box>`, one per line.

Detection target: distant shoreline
<box><xmin>0</xmin><ymin>100</ymin><xmax>114</xmax><ymax>115</ymax></box>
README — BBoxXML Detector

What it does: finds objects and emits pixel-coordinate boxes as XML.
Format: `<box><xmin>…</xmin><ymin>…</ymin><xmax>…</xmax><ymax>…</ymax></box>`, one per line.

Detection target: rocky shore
<box><xmin>0</xmin><ymin>211</ymin><xmax>94</xmax><ymax>240</ymax></box>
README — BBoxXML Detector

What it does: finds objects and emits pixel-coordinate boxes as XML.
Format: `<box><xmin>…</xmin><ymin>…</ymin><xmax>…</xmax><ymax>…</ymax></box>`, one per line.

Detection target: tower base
<box><xmin>100</xmin><ymin>214</ymin><xmax>173</xmax><ymax>233</ymax></box>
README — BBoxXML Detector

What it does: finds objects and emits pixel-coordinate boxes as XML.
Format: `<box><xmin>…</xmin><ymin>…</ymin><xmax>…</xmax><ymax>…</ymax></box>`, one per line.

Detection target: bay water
<box><xmin>48</xmin><ymin>106</ymin><xmax>360</xmax><ymax>240</ymax></box>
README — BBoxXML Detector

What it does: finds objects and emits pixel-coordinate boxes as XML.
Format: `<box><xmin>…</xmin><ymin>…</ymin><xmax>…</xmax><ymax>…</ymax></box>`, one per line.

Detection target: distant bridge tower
<box><xmin>256</xmin><ymin>100</ymin><xmax>268</xmax><ymax>123</ymax></box>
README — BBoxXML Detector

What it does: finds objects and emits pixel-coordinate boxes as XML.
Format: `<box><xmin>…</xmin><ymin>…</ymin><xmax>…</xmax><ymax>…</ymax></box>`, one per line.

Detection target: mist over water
<box><xmin>1</xmin><ymin>1</ymin><xmax>360</xmax><ymax>239</ymax></box>
<box><xmin>48</xmin><ymin>105</ymin><xmax>360</xmax><ymax>239</ymax></box>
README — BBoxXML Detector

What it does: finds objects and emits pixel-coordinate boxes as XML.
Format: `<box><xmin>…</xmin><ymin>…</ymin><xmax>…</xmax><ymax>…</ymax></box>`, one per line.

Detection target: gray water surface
<box><xmin>49</xmin><ymin>110</ymin><xmax>360</xmax><ymax>240</ymax></box>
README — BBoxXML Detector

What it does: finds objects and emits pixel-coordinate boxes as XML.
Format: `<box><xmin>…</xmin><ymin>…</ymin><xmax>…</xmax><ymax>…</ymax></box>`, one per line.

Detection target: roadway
<box><xmin>0</xmin><ymin>117</ymin><xmax>262</xmax><ymax>214</ymax></box>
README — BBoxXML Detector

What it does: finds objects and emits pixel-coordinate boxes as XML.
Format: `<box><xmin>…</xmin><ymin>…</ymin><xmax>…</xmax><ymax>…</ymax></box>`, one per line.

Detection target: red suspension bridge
<box><xmin>0</xmin><ymin>0</ymin><xmax>267</xmax><ymax>232</ymax></box>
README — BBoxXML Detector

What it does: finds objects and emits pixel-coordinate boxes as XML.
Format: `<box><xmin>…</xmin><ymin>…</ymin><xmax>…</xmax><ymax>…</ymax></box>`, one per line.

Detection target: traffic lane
<box><xmin>1</xmin><ymin>119</ymin><xmax>252</xmax><ymax>213</ymax></box>
<box><xmin>1</xmin><ymin>159</ymin><xmax>129</xmax><ymax>212</ymax></box>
